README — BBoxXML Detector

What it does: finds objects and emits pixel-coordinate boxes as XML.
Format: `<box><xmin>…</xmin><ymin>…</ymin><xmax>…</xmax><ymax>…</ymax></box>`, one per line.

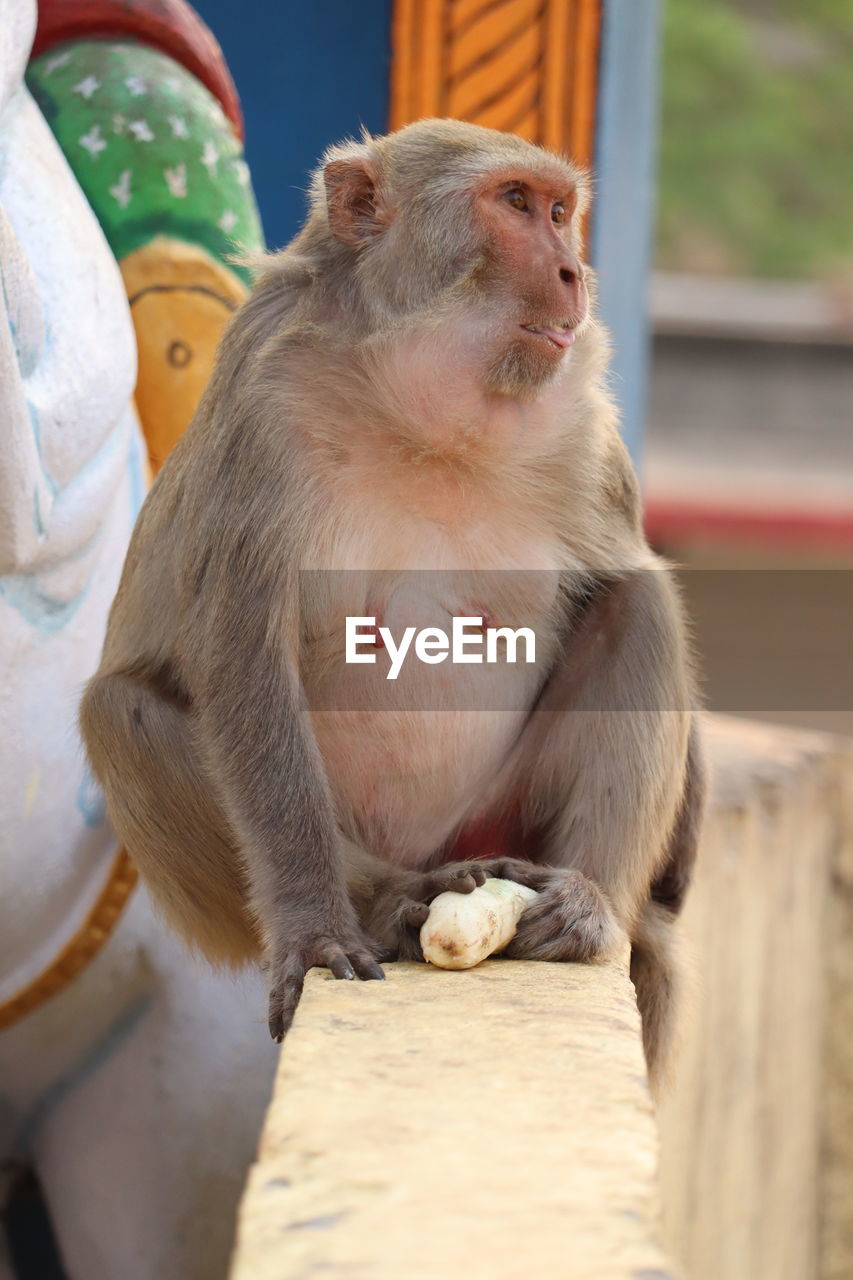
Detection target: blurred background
<box><xmin>192</xmin><ymin>0</ymin><xmax>853</xmax><ymax>735</ymax></box>
<box><xmin>6</xmin><ymin>1</ymin><xmax>852</xmax><ymax>1275</ymax></box>
<box><xmin>646</xmin><ymin>0</ymin><xmax>853</xmax><ymax>736</ymax></box>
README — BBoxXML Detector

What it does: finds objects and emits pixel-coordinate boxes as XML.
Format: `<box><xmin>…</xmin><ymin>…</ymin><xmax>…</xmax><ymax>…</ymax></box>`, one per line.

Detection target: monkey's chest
<box><xmin>303</xmin><ymin>574</ymin><xmax>562</xmax><ymax>865</ymax></box>
<box><xmin>311</xmin><ymin>705</ymin><xmax>530</xmax><ymax>866</ymax></box>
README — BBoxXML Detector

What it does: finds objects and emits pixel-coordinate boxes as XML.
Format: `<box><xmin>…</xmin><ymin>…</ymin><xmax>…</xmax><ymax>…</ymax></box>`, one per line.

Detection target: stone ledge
<box><xmin>231</xmin><ymin>714</ymin><xmax>853</xmax><ymax>1280</ymax></box>
<box><xmin>660</xmin><ymin>715</ymin><xmax>853</xmax><ymax>1280</ymax></box>
<box><xmin>230</xmin><ymin>957</ymin><xmax>675</xmax><ymax>1280</ymax></box>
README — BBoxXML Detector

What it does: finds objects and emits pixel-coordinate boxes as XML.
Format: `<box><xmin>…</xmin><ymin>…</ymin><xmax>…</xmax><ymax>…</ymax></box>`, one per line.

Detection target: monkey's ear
<box><xmin>323</xmin><ymin>158</ymin><xmax>390</xmax><ymax>247</ymax></box>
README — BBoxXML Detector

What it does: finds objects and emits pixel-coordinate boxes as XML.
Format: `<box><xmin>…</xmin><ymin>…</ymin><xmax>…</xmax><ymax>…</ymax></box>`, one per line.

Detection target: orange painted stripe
<box><xmin>508</xmin><ymin>106</ymin><xmax>541</xmax><ymax>142</ymax></box>
<box><xmin>569</xmin><ymin>0</ymin><xmax>601</xmax><ymax>167</ymax></box>
<box><xmin>480</xmin><ymin>74</ymin><xmax>540</xmax><ymax>137</ymax></box>
<box><xmin>451</xmin><ymin>0</ymin><xmax>514</xmax><ymax>37</ymax></box>
<box><xmin>0</xmin><ymin>849</ymin><xmax>138</xmax><ymax>1031</ymax></box>
<box><xmin>390</xmin><ymin>0</ymin><xmax>417</xmax><ymax>126</ymax></box>
<box><xmin>449</xmin><ymin>30</ymin><xmax>541</xmax><ymax>119</ymax></box>
<box><xmin>541</xmin><ymin>0</ymin><xmax>572</xmax><ymax>152</ymax></box>
<box><xmin>449</xmin><ymin>0</ymin><xmax>540</xmax><ymax>79</ymax></box>
<box><xmin>391</xmin><ymin>0</ymin><xmax>445</xmax><ymax>124</ymax></box>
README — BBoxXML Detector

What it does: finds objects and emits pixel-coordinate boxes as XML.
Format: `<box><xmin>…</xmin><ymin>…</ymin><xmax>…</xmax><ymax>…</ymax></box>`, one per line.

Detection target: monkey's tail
<box><xmin>630</xmin><ymin>899</ymin><xmax>690</xmax><ymax>1099</ymax></box>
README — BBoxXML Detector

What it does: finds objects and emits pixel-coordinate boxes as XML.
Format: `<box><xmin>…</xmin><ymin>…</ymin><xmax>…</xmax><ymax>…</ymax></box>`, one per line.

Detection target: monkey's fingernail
<box><xmin>364</xmin><ymin>963</ymin><xmax>385</xmax><ymax>981</ymax></box>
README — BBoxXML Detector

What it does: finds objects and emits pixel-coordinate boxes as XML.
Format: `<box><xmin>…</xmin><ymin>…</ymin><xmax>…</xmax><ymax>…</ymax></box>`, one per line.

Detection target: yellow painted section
<box><xmin>120</xmin><ymin>238</ymin><xmax>248</xmax><ymax>473</ymax></box>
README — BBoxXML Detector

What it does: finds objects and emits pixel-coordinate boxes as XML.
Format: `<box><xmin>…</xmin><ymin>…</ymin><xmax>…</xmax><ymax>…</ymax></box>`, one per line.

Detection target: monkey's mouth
<box><xmin>520</xmin><ymin>324</ymin><xmax>576</xmax><ymax>351</ymax></box>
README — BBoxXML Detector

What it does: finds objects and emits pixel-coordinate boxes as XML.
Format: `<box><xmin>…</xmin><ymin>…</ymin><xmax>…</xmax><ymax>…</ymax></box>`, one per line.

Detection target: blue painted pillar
<box><xmin>591</xmin><ymin>0</ymin><xmax>662</xmax><ymax>465</ymax></box>
<box><xmin>194</xmin><ymin>0</ymin><xmax>393</xmax><ymax>251</ymax></box>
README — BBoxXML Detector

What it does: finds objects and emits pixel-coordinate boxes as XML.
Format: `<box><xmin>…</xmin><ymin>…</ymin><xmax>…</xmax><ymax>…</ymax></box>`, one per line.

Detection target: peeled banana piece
<box><xmin>420</xmin><ymin>878</ymin><xmax>539</xmax><ymax>970</ymax></box>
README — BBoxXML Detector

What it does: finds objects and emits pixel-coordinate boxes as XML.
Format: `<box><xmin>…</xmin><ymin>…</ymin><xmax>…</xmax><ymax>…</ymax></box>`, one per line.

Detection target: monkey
<box><xmin>80</xmin><ymin>119</ymin><xmax>705</xmax><ymax>1090</ymax></box>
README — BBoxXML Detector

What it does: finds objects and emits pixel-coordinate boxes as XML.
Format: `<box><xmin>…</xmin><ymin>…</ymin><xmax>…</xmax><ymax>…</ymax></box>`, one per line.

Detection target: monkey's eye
<box><xmin>551</xmin><ymin>202</ymin><xmax>566</xmax><ymax>224</ymax></box>
<box><xmin>502</xmin><ymin>188</ymin><xmax>529</xmax><ymax>213</ymax></box>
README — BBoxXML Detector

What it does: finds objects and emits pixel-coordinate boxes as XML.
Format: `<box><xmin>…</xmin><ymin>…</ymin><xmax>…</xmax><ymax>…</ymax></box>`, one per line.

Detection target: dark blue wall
<box><xmin>196</xmin><ymin>1</ymin><xmax>393</xmax><ymax>250</ymax></box>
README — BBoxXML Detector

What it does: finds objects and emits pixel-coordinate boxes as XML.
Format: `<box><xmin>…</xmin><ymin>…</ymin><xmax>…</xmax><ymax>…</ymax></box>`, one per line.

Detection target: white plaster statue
<box><xmin>0</xmin><ymin>5</ymin><xmax>276</xmax><ymax>1275</ymax></box>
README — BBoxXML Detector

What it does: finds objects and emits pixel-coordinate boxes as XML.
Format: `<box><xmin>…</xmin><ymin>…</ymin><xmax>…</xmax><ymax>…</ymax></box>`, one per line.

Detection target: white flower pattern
<box><xmin>73</xmin><ymin>75</ymin><xmax>100</xmax><ymax>100</ymax></box>
<box><xmin>164</xmin><ymin>163</ymin><xmax>188</xmax><ymax>198</ymax></box>
<box><xmin>44</xmin><ymin>51</ymin><xmax>72</xmax><ymax>75</ymax></box>
<box><xmin>109</xmin><ymin>170</ymin><xmax>133</xmax><ymax>208</ymax></box>
<box><xmin>201</xmin><ymin>140</ymin><xmax>219</xmax><ymax>175</ymax></box>
<box><xmin>32</xmin><ymin>43</ymin><xmax>262</xmax><ymax>253</ymax></box>
<box><xmin>129</xmin><ymin>119</ymin><xmax>154</xmax><ymax>142</ymax></box>
<box><xmin>79</xmin><ymin>125</ymin><xmax>107</xmax><ymax>158</ymax></box>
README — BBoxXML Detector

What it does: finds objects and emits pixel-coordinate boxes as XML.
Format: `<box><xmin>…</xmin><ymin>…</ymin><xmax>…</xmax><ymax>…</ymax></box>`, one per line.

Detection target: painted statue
<box><xmin>28</xmin><ymin>0</ymin><xmax>263</xmax><ymax>471</ymax></box>
<box><xmin>0</xmin><ymin>2</ymin><xmax>276</xmax><ymax>1276</ymax></box>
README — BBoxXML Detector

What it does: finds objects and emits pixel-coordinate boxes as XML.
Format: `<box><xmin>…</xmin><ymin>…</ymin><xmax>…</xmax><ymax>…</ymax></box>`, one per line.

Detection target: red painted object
<box><xmin>34</xmin><ymin>0</ymin><xmax>244</xmax><ymax>138</ymax></box>
<box><xmin>645</xmin><ymin>498</ymin><xmax>853</xmax><ymax>550</ymax></box>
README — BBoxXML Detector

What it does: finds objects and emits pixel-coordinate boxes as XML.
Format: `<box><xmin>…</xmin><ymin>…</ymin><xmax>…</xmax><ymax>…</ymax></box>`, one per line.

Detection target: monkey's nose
<box><xmin>559</xmin><ymin>259</ymin><xmax>582</xmax><ymax>286</ymax></box>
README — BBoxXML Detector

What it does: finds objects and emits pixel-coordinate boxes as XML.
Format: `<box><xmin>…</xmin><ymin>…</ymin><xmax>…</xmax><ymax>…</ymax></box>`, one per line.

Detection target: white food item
<box><xmin>420</xmin><ymin>878</ymin><xmax>539</xmax><ymax>970</ymax></box>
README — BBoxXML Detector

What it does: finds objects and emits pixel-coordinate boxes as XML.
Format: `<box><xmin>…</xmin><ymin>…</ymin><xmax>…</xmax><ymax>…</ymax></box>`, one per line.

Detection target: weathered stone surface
<box><xmin>230</xmin><ymin>957</ymin><xmax>676</xmax><ymax>1280</ymax></box>
<box><xmin>659</xmin><ymin>715</ymin><xmax>853</xmax><ymax>1280</ymax></box>
<box><xmin>822</xmin><ymin>745</ymin><xmax>853</xmax><ymax>1279</ymax></box>
<box><xmin>231</xmin><ymin>714</ymin><xmax>853</xmax><ymax>1280</ymax></box>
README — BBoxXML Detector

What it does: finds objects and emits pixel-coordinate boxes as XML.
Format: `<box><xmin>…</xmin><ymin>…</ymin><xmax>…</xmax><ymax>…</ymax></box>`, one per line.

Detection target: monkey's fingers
<box><xmin>421</xmin><ymin>863</ymin><xmax>490</xmax><ymax>899</ymax></box>
<box><xmin>327</xmin><ymin>948</ymin><xmax>357</xmax><ymax>980</ymax></box>
<box><xmin>399</xmin><ymin>899</ymin><xmax>430</xmax><ymax>928</ymax></box>
<box><xmin>350</xmin><ymin>951</ymin><xmax>386</xmax><ymax>981</ymax></box>
<box><xmin>318</xmin><ymin>941</ymin><xmax>386</xmax><ymax>984</ymax></box>
<box><xmin>503</xmin><ymin>873</ymin><xmax>619</xmax><ymax>963</ymax></box>
<box><xmin>478</xmin><ymin>857</ymin><xmax>557</xmax><ymax>892</ymax></box>
<box><xmin>268</xmin><ymin>953</ymin><xmax>307</xmax><ymax>1042</ymax></box>
<box><xmin>268</xmin><ymin>940</ymin><xmax>386</xmax><ymax>1041</ymax></box>
<box><xmin>366</xmin><ymin>898</ymin><xmax>430</xmax><ymax>964</ymax></box>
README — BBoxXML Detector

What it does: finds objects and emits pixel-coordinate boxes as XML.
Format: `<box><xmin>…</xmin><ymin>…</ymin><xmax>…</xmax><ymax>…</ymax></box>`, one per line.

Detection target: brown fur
<box><xmin>80</xmin><ymin>120</ymin><xmax>704</xmax><ymax>1077</ymax></box>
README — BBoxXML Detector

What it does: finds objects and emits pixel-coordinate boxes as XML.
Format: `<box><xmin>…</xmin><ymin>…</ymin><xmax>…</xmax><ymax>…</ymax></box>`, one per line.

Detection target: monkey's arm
<box><xmin>508</xmin><ymin>566</ymin><xmax>696</xmax><ymax>937</ymax></box>
<box><xmin>194</xmin><ymin>557</ymin><xmax>387</xmax><ymax>1040</ymax></box>
<box><xmin>486</xmin><ymin>565</ymin><xmax>702</xmax><ymax>1088</ymax></box>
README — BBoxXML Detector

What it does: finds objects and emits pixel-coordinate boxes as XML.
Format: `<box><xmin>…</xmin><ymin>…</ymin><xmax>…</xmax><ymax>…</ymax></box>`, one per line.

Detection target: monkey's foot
<box><xmin>503</xmin><ymin>868</ymin><xmax>620</xmax><ymax>962</ymax></box>
<box><xmin>267</xmin><ymin>931</ymin><xmax>387</xmax><ymax>1042</ymax></box>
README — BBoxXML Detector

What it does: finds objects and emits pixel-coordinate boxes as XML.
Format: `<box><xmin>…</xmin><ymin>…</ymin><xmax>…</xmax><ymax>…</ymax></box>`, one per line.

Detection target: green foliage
<box><xmin>657</xmin><ymin>0</ymin><xmax>853</xmax><ymax>279</ymax></box>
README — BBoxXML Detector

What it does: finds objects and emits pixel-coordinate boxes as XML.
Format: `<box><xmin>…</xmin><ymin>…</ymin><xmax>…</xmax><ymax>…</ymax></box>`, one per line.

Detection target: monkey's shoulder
<box><xmin>598</xmin><ymin>433</ymin><xmax>642</xmax><ymax>530</ymax></box>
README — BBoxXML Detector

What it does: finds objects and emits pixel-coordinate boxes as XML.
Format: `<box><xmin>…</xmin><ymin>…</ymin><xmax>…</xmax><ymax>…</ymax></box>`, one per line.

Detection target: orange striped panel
<box><xmin>389</xmin><ymin>0</ymin><xmax>601</xmax><ymax>166</ymax></box>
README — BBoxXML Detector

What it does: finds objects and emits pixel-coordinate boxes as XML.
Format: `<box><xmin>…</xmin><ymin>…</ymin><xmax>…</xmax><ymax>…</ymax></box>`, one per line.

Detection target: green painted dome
<box><xmin>28</xmin><ymin>40</ymin><xmax>264</xmax><ymax>283</ymax></box>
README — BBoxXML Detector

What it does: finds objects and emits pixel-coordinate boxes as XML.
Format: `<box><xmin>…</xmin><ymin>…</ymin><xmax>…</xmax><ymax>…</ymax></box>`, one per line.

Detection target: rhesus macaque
<box><xmin>80</xmin><ymin>119</ymin><xmax>704</xmax><ymax>1088</ymax></box>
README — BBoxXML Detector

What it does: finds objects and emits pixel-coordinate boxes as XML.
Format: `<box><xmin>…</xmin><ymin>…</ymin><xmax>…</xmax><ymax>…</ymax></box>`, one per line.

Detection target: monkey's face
<box><xmin>321</xmin><ymin>123</ymin><xmax>591</xmax><ymax>401</ymax></box>
<box><xmin>474</xmin><ymin>172</ymin><xmax>590</xmax><ymax>398</ymax></box>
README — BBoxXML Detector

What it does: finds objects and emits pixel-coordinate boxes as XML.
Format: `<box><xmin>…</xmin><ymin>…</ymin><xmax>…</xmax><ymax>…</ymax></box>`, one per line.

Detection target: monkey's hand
<box><xmin>502</xmin><ymin>867</ymin><xmax>621</xmax><ymax>962</ymax></box>
<box><xmin>361</xmin><ymin>857</ymin><xmax>560</xmax><ymax>961</ymax></box>
<box><xmin>266</xmin><ymin>918</ymin><xmax>387</xmax><ymax>1042</ymax></box>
